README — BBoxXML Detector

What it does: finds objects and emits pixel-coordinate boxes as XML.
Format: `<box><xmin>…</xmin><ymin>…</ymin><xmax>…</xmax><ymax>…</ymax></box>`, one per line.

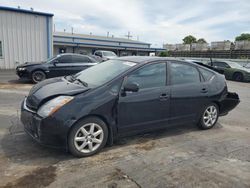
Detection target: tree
<box><xmin>197</xmin><ymin>38</ymin><xmax>207</xmax><ymax>43</ymax></box>
<box><xmin>235</xmin><ymin>33</ymin><xmax>250</xmax><ymax>41</ymax></box>
<box><xmin>158</xmin><ymin>51</ymin><xmax>169</xmax><ymax>57</ymax></box>
<box><xmin>183</xmin><ymin>35</ymin><xmax>197</xmax><ymax>44</ymax></box>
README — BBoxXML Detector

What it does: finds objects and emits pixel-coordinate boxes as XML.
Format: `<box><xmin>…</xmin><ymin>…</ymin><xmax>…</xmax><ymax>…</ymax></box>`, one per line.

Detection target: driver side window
<box><xmin>57</xmin><ymin>55</ymin><xmax>72</xmax><ymax>63</ymax></box>
<box><xmin>126</xmin><ymin>63</ymin><xmax>166</xmax><ymax>90</ymax></box>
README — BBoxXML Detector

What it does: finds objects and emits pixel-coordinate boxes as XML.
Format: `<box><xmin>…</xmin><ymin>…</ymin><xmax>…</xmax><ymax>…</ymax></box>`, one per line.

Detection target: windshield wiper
<box><xmin>75</xmin><ymin>78</ymin><xmax>88</xmax><ymax>87</ymax></box>
<box><xmin>65</xmin><ymin>75</ymin><xmax>88</xmax><ymax>87</ymax></box>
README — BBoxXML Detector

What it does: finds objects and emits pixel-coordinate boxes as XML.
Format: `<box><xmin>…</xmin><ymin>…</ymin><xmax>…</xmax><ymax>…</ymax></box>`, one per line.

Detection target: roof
<box><xmin>0</xmin><ymin>6</ymin><xmax>53</xmax><ymax>17</ymax></box>
<box><xmin>54</xmin><ymin>32</ymin><xmax>151</xmax><ymax>45</ymax></box>
<box><xmin>114</xmin><ymin>56</ymin><xmax>178</xmax><ymax>63</ymax></box>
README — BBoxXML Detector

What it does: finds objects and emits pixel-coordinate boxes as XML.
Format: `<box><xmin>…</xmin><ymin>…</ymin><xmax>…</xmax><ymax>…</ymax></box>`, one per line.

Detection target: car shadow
<box><xmin>8</xmin><ymin>78</ymin><xmax>32</xmax><ymax>84</ymax></box>
<box><xmin>0</xmin><ymin>115</ymin><xmax>223</xmax><ymax>166</ymax></box>
<box><xmin>112</xmin><ymin>123</ymin><xmax>223</xmax><ymax>148</ymax></box>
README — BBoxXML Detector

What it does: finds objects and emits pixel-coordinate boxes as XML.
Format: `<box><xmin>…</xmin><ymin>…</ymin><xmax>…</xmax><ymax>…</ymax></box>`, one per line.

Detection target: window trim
<box><xmin>122</xmin><ymin>61</ymin><xmax>168</xmax><ymax>92</ymax></box>
<box><xmin>169</xmin><ymin>61</ymin><xmax>202</xmax><ymax>86</ymax></box>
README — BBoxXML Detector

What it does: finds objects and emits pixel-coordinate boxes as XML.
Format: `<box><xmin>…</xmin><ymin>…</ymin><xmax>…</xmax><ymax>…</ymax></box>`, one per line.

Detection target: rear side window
<box><xmin>199</xmin><ymin>68</ymin><xmax>215</xmax><ymax>81</ymax></box>
<box><xmin>72</xmin><ymin>56</ymin><xmax>91</xmax><ymax>63</ymax></box>
<box><xmin>170</xmin><ymin>62</ymin><xmax>200</xmax><ymax>85</ymax></box>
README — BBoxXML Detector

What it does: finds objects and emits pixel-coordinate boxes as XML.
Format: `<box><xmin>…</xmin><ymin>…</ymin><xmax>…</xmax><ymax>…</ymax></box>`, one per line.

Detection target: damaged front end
<box><xmin>219</xmin><ymin>92</ymin><xmax>240</xmax><ymax>116</ymax></box>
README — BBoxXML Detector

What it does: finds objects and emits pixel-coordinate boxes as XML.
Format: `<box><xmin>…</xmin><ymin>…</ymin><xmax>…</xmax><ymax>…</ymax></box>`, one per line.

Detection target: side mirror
<box><xmin>123</xmin><ymin>82</ymin><xmax>139</xmax><ymax>92</ymax></box>
<box><xmin>53</xmin><ymin>60</ymin><xmax>59</xmax><ymax>66</ymax></box>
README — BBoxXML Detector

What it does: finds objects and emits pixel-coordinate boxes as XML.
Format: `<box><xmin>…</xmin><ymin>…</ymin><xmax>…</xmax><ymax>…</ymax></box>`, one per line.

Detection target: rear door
<box><xmin>70</xmin><ymin>55</ymin><xmax>97</xmax><ymax>74</ymax></box>
<box><xmin>169</xmin><ymin>61</ymin><xmax>208</xmax><ymax>125</ymax></box>
<box><xmin>117</xmin><ymin>62</ymin><xmax>170</xmax><ymax>133</ymax></box>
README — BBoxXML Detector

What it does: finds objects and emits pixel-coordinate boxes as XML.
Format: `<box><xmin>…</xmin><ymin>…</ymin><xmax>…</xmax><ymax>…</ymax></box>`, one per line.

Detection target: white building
<box><xmin>0</xmin><ymin>6</ymin><xmax>53</xmax><ymax>69</ymax></box>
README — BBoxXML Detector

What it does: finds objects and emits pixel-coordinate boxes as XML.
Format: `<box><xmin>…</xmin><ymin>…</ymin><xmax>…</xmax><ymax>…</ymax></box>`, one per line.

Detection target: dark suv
<box><xmin>16</xmin><ymin>53</ymin><xmax>98</xmax><ymax>83</ymax></box>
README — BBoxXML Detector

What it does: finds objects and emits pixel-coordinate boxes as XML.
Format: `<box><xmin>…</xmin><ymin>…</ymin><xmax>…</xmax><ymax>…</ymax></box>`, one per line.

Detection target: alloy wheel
<box><xmin>74</xmin><ymin>123</ymin><xmax>104</xmax><ymax>154</ymax></box>
<box><xmin>32</xmin><ymin>71</ymin><xmax>46</xmax><ymax>83</ymax></box>
<box><xmin>203</xmin><ymin>105</ymin><xmax>218</xmax><ymax>127</ymax></box>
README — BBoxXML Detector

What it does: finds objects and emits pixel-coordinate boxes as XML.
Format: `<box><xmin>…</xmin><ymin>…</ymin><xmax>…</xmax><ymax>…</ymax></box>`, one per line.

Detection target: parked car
<box><xmin>21</xmin><ymin>57</ymin><xmax>239</xmax><ymax>157</ymax></box>
<box><xmin>185</xmin><ymin>59</ymin><xmax>224</xmax><ymax>74</ymax></box>
<box><xmin>211</xmin><ymin>60</ymin><xmax>250</xmax><ymax>82</ymax></box>
<box><xmin>16</xmin><ymin>53</ymin><xmax>98</xmax><ymax>83</ymax></box>
<box><xmin>93</xmin><ymin>50</ymin><xmax>117</xmax><ymax>61</ymax></box>
<box><xmin>243</xmin><ymin>63</ymin><xmax>250</xmax><ymax>69</ymax></box>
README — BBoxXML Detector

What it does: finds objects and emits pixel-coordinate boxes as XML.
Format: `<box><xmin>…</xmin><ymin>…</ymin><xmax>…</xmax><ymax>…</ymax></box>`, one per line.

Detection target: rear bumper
<box><xmin>219</xmin><ymin>92</ymin><xmax>240</xmax><ymax>115</ymax></box>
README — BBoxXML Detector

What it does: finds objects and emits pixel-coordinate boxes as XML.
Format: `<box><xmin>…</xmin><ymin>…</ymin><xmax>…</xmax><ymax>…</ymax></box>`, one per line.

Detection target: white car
<box><xmin>94</xmin><ymin>50</ymin><xmax>117</xmax><ymax>61</ymax></box>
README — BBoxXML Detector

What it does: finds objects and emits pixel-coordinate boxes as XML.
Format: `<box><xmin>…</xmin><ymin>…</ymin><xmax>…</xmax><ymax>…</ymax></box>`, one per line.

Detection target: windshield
<box><xmin>74</xmin><ymin>60</ymin><xmax>136</xmax><ymax>87</ymax></box>
<box><xmin>227</xmin><ymin>61</ymin><xmax>243</xmax><ymax>69</ymax></box>
<box><xmin>103</xmin><ymin>51</ymin><xmax>117</xmax><ymax>57</ymax></box>
<box><xmin>46</xmin><ymin>55</ymin><xmax>60</xmax><ymax>63</ymax></box>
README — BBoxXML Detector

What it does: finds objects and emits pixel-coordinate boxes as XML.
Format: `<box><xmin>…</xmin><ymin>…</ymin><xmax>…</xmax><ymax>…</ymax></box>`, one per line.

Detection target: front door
<box><xmin>117</xmin><ymin>62</ymin><xmax>170</xmax><ymax>133</ymax></box>
<box><xmin>48</xmin><ymin>55</ymin><xmax>73</xmax><ymax>77</ymax></box>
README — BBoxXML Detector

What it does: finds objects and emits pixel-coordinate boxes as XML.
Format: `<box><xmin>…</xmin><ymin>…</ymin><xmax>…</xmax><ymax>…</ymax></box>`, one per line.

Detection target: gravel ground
<box><xmin>0</xmin><ymin>76</ymin><xmax>249</xmax><ymax>188</ymax></box>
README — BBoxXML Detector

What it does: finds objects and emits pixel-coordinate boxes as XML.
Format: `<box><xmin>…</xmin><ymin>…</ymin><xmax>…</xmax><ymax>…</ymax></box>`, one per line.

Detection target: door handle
<box><xmin>201</xmin><ymin>88</ymin><xmax>208</xmax><ymax>93</ymax></box>
<box><xmin>159</xmin><ymin>93</ymin><xmax>169</xmax><ymax>100</ymax></box>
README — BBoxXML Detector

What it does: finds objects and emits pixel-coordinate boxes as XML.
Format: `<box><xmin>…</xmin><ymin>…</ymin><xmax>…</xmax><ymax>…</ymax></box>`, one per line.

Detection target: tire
<box><xmin>233</xmin><ymin>72</ymin><xmax>244</xmax><ymax>82</ymax></box>
<box><xmin>68</xmin><ymin>117</ymin><xmax>108</xmax><ymax>157</ymax></box>
<box><xmin>198</xmin><ymin>103</ymin><xmax>219</xmax><ymax>130</ymax></box>
<box><xmin>31</xmin><ymin>70</ymin><xmax>46</xmax><ymax>83</ymax></box>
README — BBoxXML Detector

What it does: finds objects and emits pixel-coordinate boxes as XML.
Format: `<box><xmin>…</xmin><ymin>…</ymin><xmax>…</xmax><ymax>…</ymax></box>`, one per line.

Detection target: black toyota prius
<box><xmin>21</xmin><ymin>56</ymin><xmax>240</xmax><ymax>157</ymax></box>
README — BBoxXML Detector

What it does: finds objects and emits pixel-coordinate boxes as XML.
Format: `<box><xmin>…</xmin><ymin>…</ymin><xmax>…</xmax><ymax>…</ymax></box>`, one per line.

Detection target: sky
<box><xmin>1</xmin><ymin>0</ymin><xmax>250</xmax><ymax>47</ymax></box>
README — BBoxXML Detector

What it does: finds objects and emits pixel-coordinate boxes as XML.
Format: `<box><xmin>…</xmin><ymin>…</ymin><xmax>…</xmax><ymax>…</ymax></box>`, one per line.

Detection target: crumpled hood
<box><xmin>26</xmin><ymin>77</ymin><xmax>89</xmax><ymax>110</ymax></box>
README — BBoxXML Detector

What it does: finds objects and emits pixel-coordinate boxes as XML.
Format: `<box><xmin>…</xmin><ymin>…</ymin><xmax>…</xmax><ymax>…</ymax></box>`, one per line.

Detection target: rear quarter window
<box><xmin>199</xmin><ymin>68</ymin><xmax>215</xmax><ymax>81</ymax></box>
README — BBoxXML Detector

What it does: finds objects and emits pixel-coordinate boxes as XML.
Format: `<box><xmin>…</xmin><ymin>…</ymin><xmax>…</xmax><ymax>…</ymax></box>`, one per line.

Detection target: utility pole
<box><xmin>125</xmin><ymin>31</ymin><xmax>132</xmax><ymax>40</ymax></box>
<box><xmin>71</xmin><ymin>27</ymin><xmax>74</xmax><ymax>35</ymax></box>
<box><xmin>107</xmin><ymin>31</ymin><xmax>109</xmax><ymax>37</ymax></box>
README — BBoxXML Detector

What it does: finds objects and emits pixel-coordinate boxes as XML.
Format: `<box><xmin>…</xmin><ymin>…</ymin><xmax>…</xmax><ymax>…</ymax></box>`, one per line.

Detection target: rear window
<box><xmin>199</xmin><ymin>68</ymin><xmax>215</xmax><ymax>81</ymax></box>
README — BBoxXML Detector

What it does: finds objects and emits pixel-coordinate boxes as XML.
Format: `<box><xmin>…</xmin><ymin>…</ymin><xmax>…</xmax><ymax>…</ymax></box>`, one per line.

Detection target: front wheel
<box><xmin>31</xmin><ymin>70</ymin><xmax>46</xmax><ymax>83</ymax></box>
<box><xmin>198</xmin><ymin>103</ymin><xmax>219</xmax><ymax>130</ymax></box>
<box><xmin>68</xmin><ymin>117</ymin><xmax>108</xmax><ymax>157</ymax></box>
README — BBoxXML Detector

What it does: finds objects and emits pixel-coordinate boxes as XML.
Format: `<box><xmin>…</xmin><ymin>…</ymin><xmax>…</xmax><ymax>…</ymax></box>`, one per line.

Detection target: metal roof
<box><xmin>0</xmin><ymin>6</ymin><xmax>53</xmax><ymax>17</ymax></box>
<box><xmin>54</xmin><ymin>32</ymin><xmax>151</xmax><ymax>45</ymax></box>
<box><xmin>114</xmin><ymin>56</ymin><xmax>178</xmax><ymax>63</ymax></box>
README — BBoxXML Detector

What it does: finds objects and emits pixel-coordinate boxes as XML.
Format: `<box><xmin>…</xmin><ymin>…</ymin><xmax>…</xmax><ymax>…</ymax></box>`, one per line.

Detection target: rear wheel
<box><xmin>198</xmin><ymin>103</ymin><xmax>219</xmax><ymax>130</ymax></box>
<box><xmin>68</xmin><ymin>117</ymin><xmax>108</xmax><ymax>157</ymax></box>
<box><xmin>233</xmin><ymin>72</ymin><xmax>244</xmax><ymax>82</ymax></box>
<box><xmin>31</xmin><ymin>70</ymin><xmax>46</xmax><ymax>83</ymax></box>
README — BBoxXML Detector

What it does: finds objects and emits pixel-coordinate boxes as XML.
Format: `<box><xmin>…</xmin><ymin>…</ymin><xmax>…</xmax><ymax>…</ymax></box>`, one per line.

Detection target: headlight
<box><xmin>18</xmin><ymin>67</ymin><xmax>26</xmax><ymax>71</ymax></box>
<box><xmin>37</xmin><ymin>96</ymin><xmax>74</xmax><ymax>118</ymax></box>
